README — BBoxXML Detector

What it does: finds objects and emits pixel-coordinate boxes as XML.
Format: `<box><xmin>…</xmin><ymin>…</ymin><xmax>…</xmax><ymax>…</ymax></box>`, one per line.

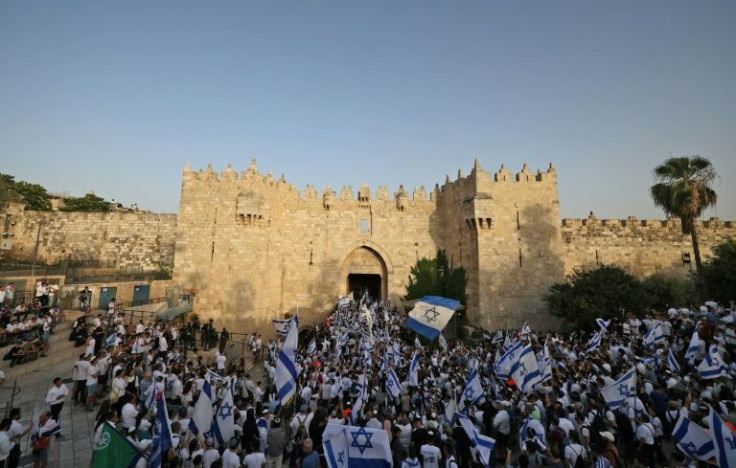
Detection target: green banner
<box><xmin>91</xmin><ymin>423</ymin><xmax>143</xmax><ymax>468</ymax></box>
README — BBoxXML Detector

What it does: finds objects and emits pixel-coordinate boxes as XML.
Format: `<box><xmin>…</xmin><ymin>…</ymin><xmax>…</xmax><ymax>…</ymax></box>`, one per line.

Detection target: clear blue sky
<box><xmin>1</xmin><ymin>1</ymin><xmax>734</xmax><ymax>219</ymax></box>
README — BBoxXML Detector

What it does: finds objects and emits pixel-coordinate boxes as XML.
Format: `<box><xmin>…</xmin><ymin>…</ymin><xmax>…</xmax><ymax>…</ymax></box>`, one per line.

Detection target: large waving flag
<box><xmin>510</xmin><ymin>345</ymin><xmax>542</xmax><ymax>393</ymax></box>
<box><xmin>643</xmin><ymin>321</ymin><xmax>665</xmax><ymax>348</ymax></box>
<box><xmin>459</xmin><ymin>369</ymin><xmax>485</xmax><ymax>411</ymax></box>
<box><xmin>672</xmin><ymin>415</ymin><xmax>715</xmax><ymax>462</ymax></box>
<box><xmin>92</xmin><ymin>422</ymin><xmax>143</xmax><ymax>468</ymax></box>
<box><xmin>275</xmin><ymin>315</ymin><xmax>299</xmax><ymax>404</ymax></box>
<box><xmin>150</xmin><ymin>395</ymin><xmax>173</xmax><ymax>468</ymax></box>
<box><xmin>212</xmin><ymin>381</ymin><xmax>236</xmax><ymax>446</ymax></box>
<box><xmin>709</xmin><ymin>407</ymin><xmax>736</xmax><ymax>468</ymax></box>
<box><xmin>685</xmin><ymin>329</ymin><xmax>700</xmax><ymax>364</ymax></box>
<box><xmin>407</xmin><ymin>296</ymin><xmax>460</xmax><ymax>340</ymax></box>
<box><xmin>456</xmin><ymin>413</ymin><xmax>495</xmax><ymax>467</ymax></box>
<box><xmin>521</xmin><ymin>322</ymin><xmax>532</xmax><ymax>336</ymax></box>
<box><xmin>596</xmin><ymin>318</ymin><xmax>611</xmax><ymax>332</ymax></box>
<box><xmin>408</xmin><ymin>352</ymin><xmax>420</xmax><ymax>387</ymax></box>
<box><xmin>495</xmin><ymin>341</ymin><xmax>523</xmax><ymax>380</ymax></box>
<box><xmin>586</xmin><ymin>331</ymin><xmax>602</xmax><ymax>353</ymax></box>
<box><xmin>190</xmin><ymin>381</ymin><xmax>214</xmax><ymax>436</ymax></box>
<box><xmin>323</xmin><ymin>424</ymin><xmax>392</xmax><ymax>468</ymax></box>
<box><xmin>537</xmin><ymin>344</ymin><xmax>553</xmax><ymax>383</ymax></box>
<box><xmin>385</xmin><ymin>368</ymin><xmax>402</xmax><ymax>399</ymax></box>
<box><xmin>349</xmin><ymin>397</ymin><xmax>363</xmax><ymax>426</ymax></box>
<box><xmin>698</xmin><ymin>344</ymin><xmax>727</xmax><ymax>380</ymax></box>
<box><xmin>600</xmin><ymin>366</ymin><xmax>636</xmax><ymax>410</ymax></box>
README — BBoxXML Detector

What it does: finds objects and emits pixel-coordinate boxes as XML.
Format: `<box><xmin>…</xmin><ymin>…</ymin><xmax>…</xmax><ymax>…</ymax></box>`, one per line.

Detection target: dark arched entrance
<box><xmin>341</xmin><ymin>246</ymin><xmax>388</xmax><ymax>302</ymax></box>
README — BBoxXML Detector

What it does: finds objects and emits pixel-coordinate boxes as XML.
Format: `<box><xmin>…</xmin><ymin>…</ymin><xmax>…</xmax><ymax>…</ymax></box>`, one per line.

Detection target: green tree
<box><xmin>650</xmin><ymin>156</ymin><xmax>718</xmax><ymax>297</ymax></box>
<box><xmin>0</xmin><ymin>173</ymin><xmax>19</xmax><ymax>210</ymax></box>
<box><xmin>14</xmin><ymin>181</ymin><xmax>52</xmax><ymax>211</ymax></box>
<box><xmin>546</xmin><ymin>265</ymin><xmax>649</xmax><ymax>331</ymax></box>
<box><xmin>701</xmin><ymin>238</ymin><xmax>736</xmax><ymax>306</ymax></box>
<box><xmin>642</xmin><ymin>272</ymin><xmax>698</xmax><ymax>310</ymax></box>
<box><xmin>60</xmin><ymin>193</ymin><xmax>111</xmax><ymax>212</ymax></box>
<box><xmin>403</xmin><ymin>249</ymin><xmax>467</xmax><ymax>305</ymax></box>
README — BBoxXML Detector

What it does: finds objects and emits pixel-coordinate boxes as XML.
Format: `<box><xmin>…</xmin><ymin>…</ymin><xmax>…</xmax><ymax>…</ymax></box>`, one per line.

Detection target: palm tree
<box><xmin>650</xmin><ymin>156</ymin><xmax>718</xmax><ymax>297</ymax></box>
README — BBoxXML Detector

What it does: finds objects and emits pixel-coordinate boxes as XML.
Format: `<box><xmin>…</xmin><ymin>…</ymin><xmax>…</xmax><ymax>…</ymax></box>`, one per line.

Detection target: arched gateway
<box><xmin>341</xmin><ymin>246</ymin><xmax>388</xmax><ymax>301</ymax></box>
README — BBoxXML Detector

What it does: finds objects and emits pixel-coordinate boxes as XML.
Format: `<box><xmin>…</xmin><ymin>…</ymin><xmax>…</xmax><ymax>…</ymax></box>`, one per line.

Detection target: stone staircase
<box><xmin>0</xmin><ymin>317</ymin><xmax>81</xmax><ymax>380</ymax></box>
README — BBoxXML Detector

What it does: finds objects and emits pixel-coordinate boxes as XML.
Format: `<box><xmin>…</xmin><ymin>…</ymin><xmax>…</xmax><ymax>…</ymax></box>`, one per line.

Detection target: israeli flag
<box><xmin>307</xmin><ymin>339</ymin><xmax>316</xmax><ymax>356</ymax></box>
<box><xmin>338</xmin><ymin>294</ymin><xmax>351</xmax><ymax>308</ymax></box>
<box><xmin>206</xmin><ymin>368</ymin><xmax>226</xmax><ymax>382</ymax></box>
<box><xmin>392</xmin><ymin>342</ymin><xmax>401</xmax><ymax>366</ymax></box>
<box><xmin>358</xmin><ymin>374</ymin><xmax>369</xmax><ymax>401</ymax></box>
<box><xmin>385</xmin><ymin>368</ymin><xmax>402</xmax><ymax>399</ymax></box>
<box><xmin>509</xmin><ymin>345</ymin><xmax>542</xmax><ymax>394</ymax></box>
<box><xmin>708</xmin><ymin>407</ymin><xmax>736</xmax><ymax>468</ymax></box>
<box><xmin>672</xmin><ymin>415</ymin><xmax>715</xmax><ymax>462</ymax></box>
<box><xmin>275</xmin><ymin>315</ymin><xmax>299</xmax><ymax>404</ymax></box>
<box><xmin>144</xmin><ymin>379</ymin><xmax>158</xmax><ymax>410</ymax></box>
<box><xmin>212</xmin><ymin>381</ymin><xmax>235</xmax><ymax>446</ymax></box>
<box><xmin>668</xmin><ymin>349</ymin><xmax>681</xmax><ymax>373</ymax></box>
<box><xmin>596</xmin><ymin>317</ymin><xmax>611</xmax><ymax>331</ymax></box>
<box><xmin>519</xmin><ymin>417</ymin><xmax>548</xmax><ymax>452</ymax></box>
<box><xmin>685</xmin><ymin>329</ymin><xmax>700</xmax><ymax>364</ymax></box>
<box><xmin>414</xmin><ymin>336</ymin><xmax>423</xmax><ymax>349</ymax></box>
<box><xmin>492</xmin><ymin>330</ymin><xmax>504</xmax><ymax>344</ymax></box>
<box><xmin>698</xmin><ymin>345</ymin><xmax>728</xmax><ymax>380</ymax></box>
<box><xmin>349</xmin><ymin>397</ymin><xmax>363</xmax><ymax>426</ymax></box>
<box><xmin>323</xmin><ymin>424</ymin><xmax>392</xmax><ymax>468</ymax></box>
<box><xmin>600</xmin><ymin>366</ymin><xmax>636</xmax><ymax>410</ymax></box>
<box><xmin>459</xmin><ymin>369</ymin><xmax>485</xmax><ymax>411</ymax></box>
<box><xmin>105</xmin><ymin>332</ymin><xmax>118</xmax><ymax>348</ymax></box>
<box><xmin>150</xmin><ymin>395</ymin><xmax>173</xmax><ymax>468</ymax></box>
<box><xmin>495</xmin><ymin>341</ymin><xmax>523</xmax><ymax>380</ymax></box>
<box><xmin>273</xmin><ymin>315</ymin><xmax>298</xmax><ymax>336</ymax></box>
<box><xmin>537</xmin><ymin>345</ymin><xmax>553</xmax><ymax>383</ymax></box>
<box><xmin>407</xmin><ymin>296</ymin><xmax>460</xmax><ymax>340</ymax></box>
<box><xmin>444</xmin><ymin>397</ymin><xmax>457</xmax><ymax>425</ymax></box>
<box><xmin>586</xmin><ymin>331</ymin><xmax>602</xmax><ymax>353</ymax></box>
<box><xmin>438</xmin><ymin>333</ymin><xmax>448</xmax><ymax>351</ymax></box>
<box><xmin>643</xmin><ymin>321</ymin><xmax>665</xmax><ymax>348</ymax></box>
<box><xmin>189</xmin><ymin>381</ymin><xmax>214</xmax><ymax>436</ymax></box>
<box><xmin>409</xmin><ymin>352</ymin><xmax>420</xmax><ymax>387</ymax></box>
<box><xmin>363</xmin><ymin>349</ymin><xmax>372</xmax><ymax>368</ymax></box>
<box><xmin>456</xmin><ymin>413</ymin><xmax>495</xmax><ymax>467</ymax></box>
<box><xmin>521</xmin><ymin>322</ymin><xmax>532</xmax><ymax>336</ymax></box>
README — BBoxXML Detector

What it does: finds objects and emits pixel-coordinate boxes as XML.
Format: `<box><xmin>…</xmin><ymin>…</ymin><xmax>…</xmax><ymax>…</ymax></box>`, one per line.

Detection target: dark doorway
<box><xmin>348</xmin><ymin>274</ymin><xmax>381</xmax><ymax>302</ymax></box>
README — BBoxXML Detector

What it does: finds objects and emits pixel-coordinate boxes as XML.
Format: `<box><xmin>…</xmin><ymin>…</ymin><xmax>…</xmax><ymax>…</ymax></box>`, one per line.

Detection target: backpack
<box><xmin>588</xmin><ymin>410</ymin><xmax>606</xmax><ymax>447</ymax></box>
<box><xmin>294</xmin><ymin>415</ymin><xmax>309</xmax><ymax>444</ymax></box>
<box><xmin>571</xmin><ymin>446</ymin><xmax>586</xmax><ymax>468</ymax></box>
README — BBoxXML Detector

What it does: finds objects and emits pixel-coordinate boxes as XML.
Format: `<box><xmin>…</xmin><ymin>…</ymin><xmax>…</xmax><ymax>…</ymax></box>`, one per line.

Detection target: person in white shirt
<box><xmin>202</xmin><ymin>437</ymin><xmax>221</xmax><ymax>468</ymax></box>
<box><xmin>243</xmin><ymin>440</ymin><xmax>266</xmax><ymax>468</ymax></box>
<box><xmin>121</xmin><ymin>395</ymin><xmax>139</xmax><ymax>430</ymax></box>
<box><xmin>73</xmin><ymin>354</ymin><xmax>91</xmax><ymax>405</ymax></box>
<box><xmin>221</xmin><ymin>438</ymin><xmax>241</xmax><ymax>468</ymax></box>
<box><xmin>45</xmin><ymin>378</ymin><xmax>69</xmax><ymax>426</ymax></box>
<box><xmin>216</xmin><ymin>351</ymin><xmax>226</xmax><ymax>371</ymax></box>
<box><xmin>0</xmin><ymin>418</ymin><xmax>12</xmax><ymax>465</ymax></box>
<box><xmin>420</xmin><ymin>436</ymin><xmax>441</xmax><ymax>468</ymax></box>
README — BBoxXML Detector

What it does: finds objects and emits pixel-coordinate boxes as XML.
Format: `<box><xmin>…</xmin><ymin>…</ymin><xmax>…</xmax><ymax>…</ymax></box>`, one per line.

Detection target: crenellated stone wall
<box><xmin>2</xmin><ymin>210</ymin><xmax>177</xmax><ymax>269</ymax></box>
<box><xmin>561</xmin><ymin>212</ymin><xmax>736</xmax><ymax>277</ymax></box>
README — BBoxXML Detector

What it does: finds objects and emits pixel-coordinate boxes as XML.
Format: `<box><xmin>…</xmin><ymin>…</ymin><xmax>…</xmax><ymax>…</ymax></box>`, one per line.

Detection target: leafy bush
<box><xmin>546</xmin><ymin>265</ymin><xmax>649</xmax><ymax>331</ymax></box>
<box><xmin>642</xmin><ymin>272</ymin><xmax>698</xmax><ymax>310</ymax></box>
<box><xmin>701</xmin><ymin>238</ymin><xmax>736</xmax><ymax>306</ymax></box>
<box><xmin>403</xmin><ymin>249</ymin><xmax>467</xmax><ymax>305</ymax></box>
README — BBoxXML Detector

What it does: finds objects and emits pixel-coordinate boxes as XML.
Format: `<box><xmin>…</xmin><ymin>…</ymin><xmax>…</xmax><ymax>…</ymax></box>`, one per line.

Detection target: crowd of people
<box><xmin>2</xmin><ymin>286</ymin><xmax>735</xmax><ymax>468</ymax></box>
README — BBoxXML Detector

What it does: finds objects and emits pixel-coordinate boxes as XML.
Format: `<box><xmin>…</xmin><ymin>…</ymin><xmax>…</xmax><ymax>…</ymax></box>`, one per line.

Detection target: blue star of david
<box><xmin>711</xmin><ymin>356</ymin><xmax>720</xmax><ymax>366</ymax></box>
<box><xmin>517</xmin><ymin>363</ymin><xmax>527</xmax><ymax>377</ymax></box>
<box><xmin>682</xmin><ymin>441</ymin><xmax>697</xmax><ymax>454</ymax></box>
<box><xmin>618</xmin><ymin>384</ymin><xmax>631</xmax><ymax>397</ymax></box>
<box><xmin>464</xmin><ymin>387</ymin><xmax>475</xmax><ymax>399</ymax></box>
<box><xmin>218</xmin><ymin>402</ymin><xmax>233</xmax><ymax>419</ymax></box>
<box><xmin>337</xmin><ymin>450</ymin><xmax>345</xmax><ymax>464</ymax></box>
<box><xmin>350</xmin><ymin>427</ymin><xmax>374</xmax><ymax>455</ymax></box>
<box><xmin>423</xmin><ymin>307</ymin><xmax>440</xmax><ymax>323</ymax></box>
<box><xmin>727</xmin><ymin>436</ymin><xmax>736</xmax><ymax>450</ymax></box>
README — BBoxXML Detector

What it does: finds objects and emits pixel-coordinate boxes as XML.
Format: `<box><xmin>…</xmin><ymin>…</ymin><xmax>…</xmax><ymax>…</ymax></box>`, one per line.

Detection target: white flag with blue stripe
<box><xmin>273</xmin><ymin>315</ymin><xmax>298</xmax><ymax>336</ymax></box>
<box><xmin>349</xmin><ymin>397</ymin><xmax>363</xmax><ymax>426</ymax></box>
<box><xmin>495</xmin><ymin>341</ymin><xmax>523</xmax><ymax>380</ymax></box>
<box><xmin>668</xmin><ymin>349</ymin><xmax>681</xmax><ymax>373</ymax></box>
<box><xmin>596</xmin><ymin>317</ymin><xmax>611</xmax><ymax>331</ymax></box>
<box><xmin>521</xmin><ymin>322</ymin><xmax>532</xmax><ymax>336</ymax></box>
<box><xmin>358</xmin><ymin>374</ymin><xmax>369</xmax><ymax>401</ymax></box>
<box><xmin>407</xmin><ymin>296</ymin><xmax>460</xmax><ymax>340</ymax></box>
<box><xmin>537</xmin><ymin>344</ymin><xmax>552</xmax><ymax>383</ymax></box>
<box><xmin>698</xmin><ymin>344</ymin><xmax>727</xmax><ymax>380</ymax></box>
<box><xmin>600</xmin><ymin>366</ymin><xmax>636</xmax><ymax>410</ymax></box>
<box><xmin>457</xmin><ymin>413</ymin><xmax>495</xmax><ymax>467</ymax></box>
<box><xmin>643</xmin><ymin>321</ymin><xmax>665</xmax><ymax>348</ymax></box>
<box><xmin>709</xmin><ymin>407</ymin><xmax>736</xmax><ymax>468</ymax></box>
<box><xmin>510</xmin><ymin>345</ymin><xmax>542</xmax><ymax>393</ymax></box>
<box><xmin>212</xmin><ymin>380</ymin><xmax>235</xmax><ymax>446</ymax></box>
<box><xmin>409</xmin><ymin>352</ymin><xmax>420</xmax><ymax>387</ymax></box>
<box><xmin>149</xmin><ymin>394</ymin><xmax>173</xmax><ymax>468</ymax></box>
<box><xmin>459</xmin><ymin>369</ymin><xmax>485</xmax><ymax>411</ymax></box>
<box><xmin>323</xmin><ymin>424</ymin><xmax>392</xmax><ymax>468</ymax></box>
<box><xmin>385</xmin><ymin>368</ymin><xmax>402</xmax><ymax>399</ymax></box>
<box><xmin>672</xmin><ymin>415</ymin><xmax>715</xmax><ymax>462</ymax></box>
<box><xmin>492</xmin><ymin>330</ymin><xmax>504</xmax><ymax>344</ymax></box>
<box><xmin>307</xmin><ymin>339</ymin><xmax>316</xmax><ymax>356</ymax></box>
<box><xmin>275</xmin><ymin>315</ymin><xmax>299</xmax><ymax>404</ymax></box>
<box><xmin>685</xmin><ymin>329</ymin><xmax>700</xmax><ymax>364</ymax></box>
<box><xmin>438</xmin><ymin>333</ymin><xmax>448</xmax><ymax>351</ymax></box>
<box><xmin>105</xmin><ymin>332</ymin><xmax>118</xmax><ymax>348</ymax></box>
<box><xmin>189</xmin><ymin>380</ymin><xmax>214</xmax><ymax>436</ymax></box>
<box><xmin>586</xmin><ymin>331</ymin><xmax>602</xmax><ymax>353</ymax></box>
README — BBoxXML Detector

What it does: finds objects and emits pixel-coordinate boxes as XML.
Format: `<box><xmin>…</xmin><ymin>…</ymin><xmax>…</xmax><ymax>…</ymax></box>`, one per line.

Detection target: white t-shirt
<box><xmin>420</xmin><ymin>444</ymin><xmax>441</xmax><ymax>468</ymax></box>
<box><xmin>243</xmin><ymin>451</ymin><xmax>266</xmax><ymax>468</ymax></box>
<box><xmin>221</xmin><ymin>449</ymin><xmax>241</xmax><ymax>468</ymax></box>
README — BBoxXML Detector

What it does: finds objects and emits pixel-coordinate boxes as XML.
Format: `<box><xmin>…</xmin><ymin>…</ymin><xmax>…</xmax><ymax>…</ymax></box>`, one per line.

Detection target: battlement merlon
<box><xmin>440</xmin><ymin>162</ymin><xmax>558</xmax><ymax>192</ymax></box>
<box><xmin>561</xmin><ymin>214</ymin><xmax>736</xmax><ymax>233</ymax></box>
